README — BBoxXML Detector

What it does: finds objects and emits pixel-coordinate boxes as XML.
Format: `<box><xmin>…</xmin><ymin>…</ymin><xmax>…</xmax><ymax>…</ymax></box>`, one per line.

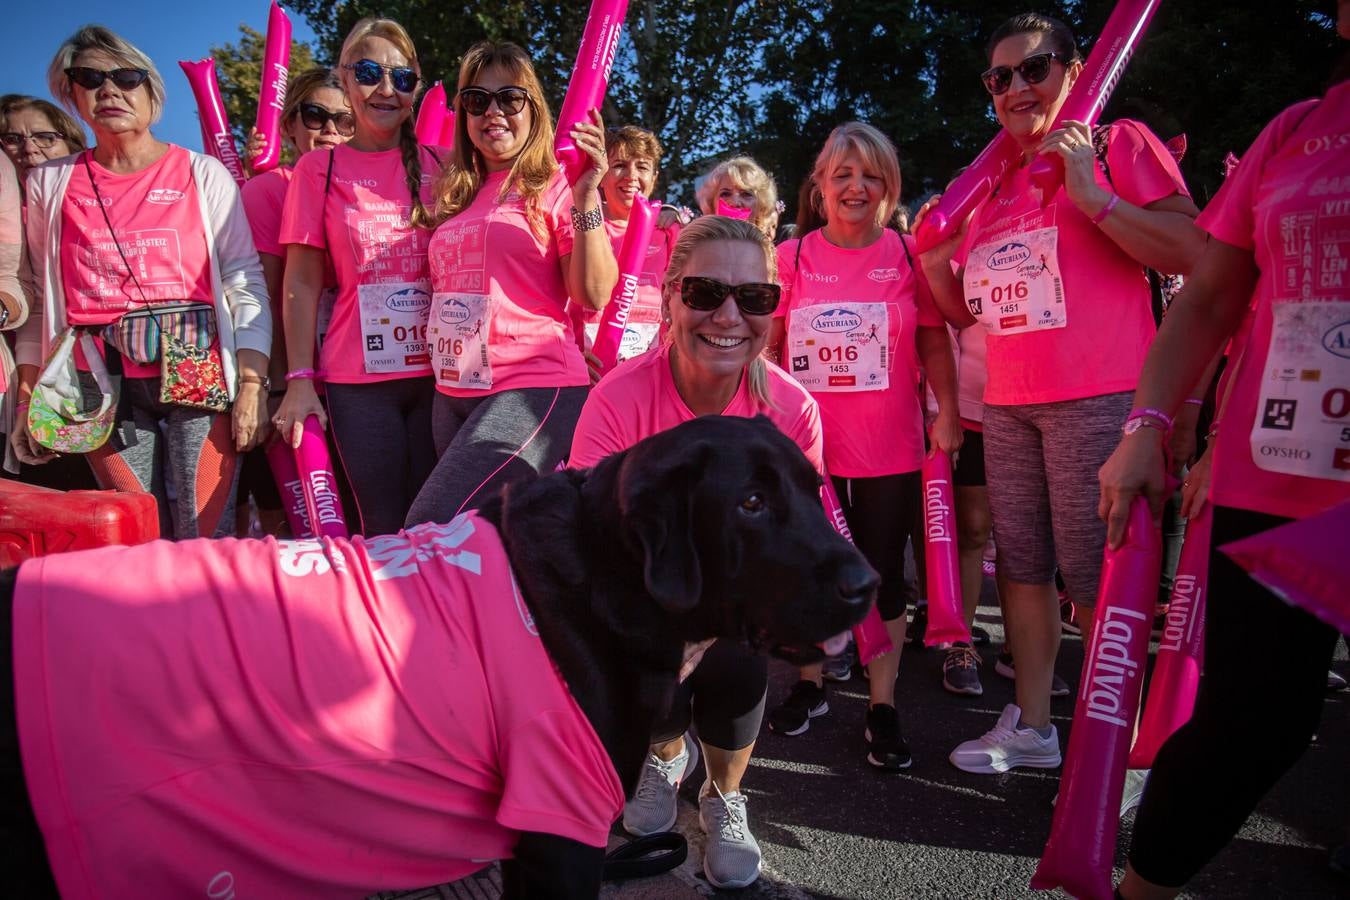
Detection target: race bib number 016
<box><xmin>429</xmin><ymin>292</ymin><xmax>493</xmax><ymax>390</ymax></box>
<box><xmin>964</xmin><ymin>226</ymin><xmax>1066</xmax><ymax>335</ymax></box>
<box><xmin>357</xmin><ymin>280</ymin><xmax>431</xmax><ymax>374</ymax></box>
<box><xmin>787</xmin><ymin>302</ymin><xmax>889</xmax><ymax>393</ymax></box>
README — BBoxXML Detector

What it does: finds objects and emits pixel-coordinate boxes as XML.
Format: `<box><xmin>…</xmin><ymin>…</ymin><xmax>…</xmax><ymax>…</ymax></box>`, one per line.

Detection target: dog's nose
<box><xmin>837</xmin><ymin>561</ymin><xmax>879</xmax><ymax>607</ymax></box>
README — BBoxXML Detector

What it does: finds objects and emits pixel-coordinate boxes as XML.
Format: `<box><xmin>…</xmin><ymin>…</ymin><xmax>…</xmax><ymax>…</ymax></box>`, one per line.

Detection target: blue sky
<box><xmin>9</xmin><ymin>2</ymin><xmax>321</xmax><ymax>150</ymax></box>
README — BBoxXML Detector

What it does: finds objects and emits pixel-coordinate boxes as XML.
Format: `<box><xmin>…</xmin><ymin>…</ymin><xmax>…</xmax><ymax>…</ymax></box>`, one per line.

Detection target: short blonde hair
<box><xmin>661</xmin><ymin>215</ymin><xmax>779</xmax><ymax>409</ymax></box>
<box><xmin>48</xmin><ymin>25</ymin><xmax>167</xmax><ymax>125</ymax></box>
<box><xmin>810</xmin><ymin>122</ymin><xmax>902</xmax><ymax>229</ymax></box>
<box><xmin>695</xmin><ymin>156</ymin><xmax>779</xmax><ymax>239</ymax></box>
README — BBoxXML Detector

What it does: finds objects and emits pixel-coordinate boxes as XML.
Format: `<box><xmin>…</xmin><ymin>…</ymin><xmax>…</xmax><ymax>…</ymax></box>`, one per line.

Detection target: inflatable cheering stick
<box><xmin>821</xmin><ymin>477</ymin><xmax>892</xmax><ymax>664</ymax></box>
<box><xmin>1129</xmin><ymin>503</ymin><xmax>1210</xmax><ymax>768</ymax></box>
<box><xmin>913</xmin><ymin>130</ymin><xmax>1021</xmax><ymax>253</ymax></box>
<box><xmin>1027</xmin><ymin>0</ymin><xmax>1163</xmax><ymax>199</ymax></box>
<box><xmin>179</xmin><ymin>59</ymin><xmax>246</xmax><ymax>185</ymax></box>
<box><xmin>590</xmin><ymin>196</ymin><xmax>658</xmax><ymax>373</ymax></box>
<box><xmin>295</xmin><ymin>415</ymin><xmax>348</xmax><ymax>539</ymax></box>
<box><xmin>438</xmin><ymin>109</ymin><xmax>456</xmax><ymax>149</ymax></box>
<box><xmin>1033</xmin><ymin>496</ymin><xmax>1162</xmax><ymax>900</ymax></box>
<box><xmin>415</xmin><ymin>82</ymin><xmax>449</xmax><ymax>146</ymax></box>
<box><xmin>554</xmin><ymin>0</ymin><xmax>629</xmax><ymax>184</ymax></box>
<box><xmin>921</xmin><ymin>450</ymin><xmax>969</xmax><ymax>646</ymax></box>
<box><xmin>266</xmin><ymin>439</ymin><xmax>313</xmax><ymax>538</ymax></box>
<box><xmin>251</xmin><ymin>2</ymin><xmax>291</xmax><ymax>174</ymax></box>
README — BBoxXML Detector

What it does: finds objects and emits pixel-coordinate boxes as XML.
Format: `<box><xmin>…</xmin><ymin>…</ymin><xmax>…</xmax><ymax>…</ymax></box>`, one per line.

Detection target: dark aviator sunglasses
<box><xmin>65</xmin><ymin>66</ymin><xmax>150</xmax><ymax>91</ymax></box>
<box><xmin>343</xmin><ymin>59</ymin><xmax>419</xmax><ymax>94</ymax></box>
<box><xmin>980</xmin><ymin>51</ymin><xmax>1066</xmax><ymax>96</ymax></box>
<box><xmin>680</xmin><ymin>276</ymin><xmax>781</xmax><ymax>317</ymax></box>
<box><xmin>458</xmin><ymin>86</ymin><xmax>530</xmax><ymax>118</ymax></box>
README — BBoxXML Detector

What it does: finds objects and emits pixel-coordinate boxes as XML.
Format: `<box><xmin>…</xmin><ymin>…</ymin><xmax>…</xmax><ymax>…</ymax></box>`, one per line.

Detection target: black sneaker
<box><xmin>906</xmin><ymin>603</ymin><xmax>928</xmax><ymax>646</ymax></box>
<box><xmin>864</xmin><ymin>703</ymin><xmax>912</xmax><ymax>771</ymax></box>
<box><xmin>768</xmin><ymin>681</ymin><xmax>828</xmax><ymax>736</ymax></box>
<box><xmin>971</xmin><ymin>624</ymin><xmax>992</xmax><ymax>646</ymax></box>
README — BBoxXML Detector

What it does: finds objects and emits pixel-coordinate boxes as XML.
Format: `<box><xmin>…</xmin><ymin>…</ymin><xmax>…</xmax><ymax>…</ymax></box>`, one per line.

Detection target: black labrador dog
<box><xmin>0</xmin><ymin>415</ymin><xmax>876</xmax><ymax>898</ymax></box>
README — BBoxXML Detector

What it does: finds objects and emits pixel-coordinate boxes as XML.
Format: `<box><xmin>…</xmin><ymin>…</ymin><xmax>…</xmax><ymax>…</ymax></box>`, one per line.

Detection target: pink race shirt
<box><xmin>775</xmin><ymin>229</ymin><xmax>942</xmax><ymax>477</ymax></box>
<box><xmin>569</xmin><ymin>341</ymin><xmax>823</xmax><ymax>472</ymax></box>
<box><xmin>954</xmin><ymin>120</ymin><xmax>1189</xmax><ymax>406</ymax></box>
<box><xmin>60</xmin><ymin>146</ymin><xmax>212</xmax><ymax>324</ymax></box>
<box><xmin>570</xmin><ymin>217</ymin><xmax>679</xmax><ymax>360</ymax></box>
<box><xmin>1199</xmin><ymin>83</ymin><xmax>1350</xmax><ymax>520</ymax></box>
<box><xmin>426</xmin><ymin>170</ymin><xmax>588</xmax><ymax>396</ymax></box>
<box><xmin>240</xmin><ymin>165</ymin><xmax>292</xmax><ymax>258</ymax></box>
<box><xmin>280</xmin><ymin>144</ymin><xmax>442</xmax><ymax>383</ymax></box>
<box><xmin>14</xmin><ymin>515</ymin><xmax>624</xmax><ymax>900</ymax></box>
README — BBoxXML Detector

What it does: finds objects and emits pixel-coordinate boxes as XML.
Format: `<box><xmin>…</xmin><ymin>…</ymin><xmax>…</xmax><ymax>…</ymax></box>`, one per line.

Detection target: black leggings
<box><xmin>651</xmin><ymin>640</ymin><xmax>767</xmax><ymax>751</ymax></box>
<box><xmin>1128</xmin><ymin>505</ymin><xmax>1341</xmax><ymax>887</ymax></box>
<box><xmin>832</xmin><ymin>472</ymin><xmax>921</xmax><ymax>622</ymax></box>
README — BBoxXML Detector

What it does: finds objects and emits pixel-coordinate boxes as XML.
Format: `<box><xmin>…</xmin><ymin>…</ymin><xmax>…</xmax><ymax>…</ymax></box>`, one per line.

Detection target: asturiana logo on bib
<box><xmin>385</xmin><ymin>287</ymin><xmax>431</xmax><ymax>313</ymax></box>
<box><xmin>439</xmin><ymin>297</ymin><xmax>471</xmax><ymax>324</ymax></box>
<box><xmin>868</xmin><ymin>268</ymin><xmax>901</xmax><ymax>283</ymax></box>
<box><xmin>811</xmin><ymin>308</ymin><xmax>862</xmax><ymax>332</ymax></box>
<box><xmin>1323</xmin><ymin>320</ymin><xmax>1350</xmax><ymax>359</ymax></box>
<box><xmin>987</xmin><ymin>241</ymin><xmax>1031</xmax><ymax>271</ymax></box>
<box><xmin>146</xmin><ymin>188</ymin><xmax>184</xmax><ymax>205</ymax></box>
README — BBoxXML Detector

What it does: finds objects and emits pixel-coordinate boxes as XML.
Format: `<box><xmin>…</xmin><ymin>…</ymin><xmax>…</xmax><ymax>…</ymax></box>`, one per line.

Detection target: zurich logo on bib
<box><xmin>439</xmin><ymin>297</ymin><xmax>472</xmax><ymax>324</ymax></box>
<box><xmin>1323</xmin><ymin>321</ymin><xmax>1350</xmax><ymax>359</ymax></box>
<box><xmin>987</xmin><ymin>241</ymin><xmax>1031</xmax><ymax>271</ymax></box>
<box><xmin>385</xmin><ymin>287</ymin><xmax>431</xmax><ymax>314</ymax></box>
<box><xmin>811</xmin><ymin>308</ymin><xmax>863</xmax><ymax>333</ymax></box>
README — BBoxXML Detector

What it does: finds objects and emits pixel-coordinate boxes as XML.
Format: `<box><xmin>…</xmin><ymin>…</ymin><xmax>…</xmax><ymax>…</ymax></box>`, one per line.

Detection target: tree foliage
<box><xmin>210</xmin><ymin>24</ymin><xmax>317</xmax><ymax>166</ymax></box>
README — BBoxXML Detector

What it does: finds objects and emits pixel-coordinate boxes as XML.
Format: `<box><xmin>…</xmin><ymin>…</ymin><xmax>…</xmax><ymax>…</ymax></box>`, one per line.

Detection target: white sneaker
<box><xmin>949</xmin><ymin>703</ymin><xmax>1062</xmax><ymax>773</ymax></box>
<box><xmin>698</xmin><ymin>781</ymin><xmax>762</xmax><ymax>889</ymax></box>
<box><xmin>622</xmin><ymin>736</ymin><xmax>699</xmax><ymax>836</ymax></box>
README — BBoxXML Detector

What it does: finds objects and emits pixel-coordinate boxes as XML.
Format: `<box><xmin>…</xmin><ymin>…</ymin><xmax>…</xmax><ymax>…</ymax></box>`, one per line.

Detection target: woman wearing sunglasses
<box><xmin>12</xmin><ymin>25</ymin><xmax>271</xmax><ymax>539</ymax></box>
<box><xmin>402</xmin><ymin>41</ymin><xmax>617</xmax><ymax>525</ymax></box>
<box><xmin>569</xmin><ymin>215</ymin><xmax>818</xmax><ymax>889</ymax></box>
<box><xmin>237</xmin><ymin>68</ymin><xmax>352</xmax><ymax>535</ymax></box>
<box><xmin>917</xmin><ymin>12</ymin><xmax>1203</xmax><ymax>775</ymax></box>
<box><xmin>275</xmin><ymin>19</ymin><xmax>443</xmax><ymax>536</ymax></box>
<box><xmin>765</xmin><ymin>122</ymin><xmax>960</xmax><ymax>771</ymax></box>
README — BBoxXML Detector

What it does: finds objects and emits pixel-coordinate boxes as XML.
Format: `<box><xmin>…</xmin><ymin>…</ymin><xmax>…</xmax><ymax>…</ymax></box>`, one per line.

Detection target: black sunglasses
<box><xmin>65</xmin><ymin>66</ymin><xmax>150</xmax><ymax>92</ymax></box>
<box><xmin>298</xmin><ymin>102</ymin><xmax>355</xmax><ymax>137</ymax></box>
<box><xmin>458</xmin><ymin>86</ymin><xmax>530</xmax><ymax>118</ymax></box>
<box><xmin>0</xmin><ymin>131</ymin><xmax>65</xmax><ymax>149</ymax></box>
<box><xmin>343</xmin><ymin>59</ymin><xmax>419</xmax><ymax>94</ymax></box>
<box><xmin>980</xmin><ymin>51</ymin><xmax>1065</xmax><ymax>96</ymax></box>
<box><xmin>680</xmin><ymin>276</ymin><xmax>781</xmax><ymax>316</ymax></box>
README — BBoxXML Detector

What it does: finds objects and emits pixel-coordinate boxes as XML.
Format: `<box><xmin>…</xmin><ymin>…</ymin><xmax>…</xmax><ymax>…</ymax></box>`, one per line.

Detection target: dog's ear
<box><xmin>620</xmin><ymin>441</ymin><xmax>711</xmax><ymax>615</ymax></box>
<box><xmin>499</xmin><ymin>469</ymin><xmax>589</xmax><ymax>589</ymax></box>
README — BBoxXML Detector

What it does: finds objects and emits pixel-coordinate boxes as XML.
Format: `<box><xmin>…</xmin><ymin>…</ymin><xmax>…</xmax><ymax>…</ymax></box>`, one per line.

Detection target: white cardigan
<box><xmin>17</xmin><ymin>148</ymin><xmax>270</xmax><ymax>400</ymax></box>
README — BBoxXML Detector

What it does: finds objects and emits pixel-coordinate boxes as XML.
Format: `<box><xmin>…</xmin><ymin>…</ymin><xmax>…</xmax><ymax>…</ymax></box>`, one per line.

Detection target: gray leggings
<box><xmin>405</xmin><ymin>386</ymin><xmax>589</xmax><ymax>527</ymax></box>
<box><xmin>325</xmin><ymin>378</ymin><xmax>436</xmax><ymax>536</ymax></box>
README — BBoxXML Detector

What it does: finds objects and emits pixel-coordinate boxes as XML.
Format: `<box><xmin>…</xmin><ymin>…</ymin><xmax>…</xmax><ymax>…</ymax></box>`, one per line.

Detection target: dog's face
<box><xmin>619</xmin><ymin>416</ymin><xmax>877</xmax><ymax>661</ymax></box>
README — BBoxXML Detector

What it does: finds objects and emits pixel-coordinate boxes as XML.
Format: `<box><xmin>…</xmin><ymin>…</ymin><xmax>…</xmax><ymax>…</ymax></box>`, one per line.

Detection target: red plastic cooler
<box><xmin>0</xmin><ymin>480</ymin><xmax>159</xmax><ymax>568</ymax></box>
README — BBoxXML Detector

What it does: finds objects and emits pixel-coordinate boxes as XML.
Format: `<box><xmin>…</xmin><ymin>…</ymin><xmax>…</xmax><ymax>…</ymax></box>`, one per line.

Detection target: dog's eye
<box><xmin>739</xmin><ymin>493</ymin><xmax>766</xmax><ymax>515</ymax></box>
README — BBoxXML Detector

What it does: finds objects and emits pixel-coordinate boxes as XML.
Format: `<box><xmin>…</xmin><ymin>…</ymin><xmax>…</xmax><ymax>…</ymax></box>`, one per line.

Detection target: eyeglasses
<box><xmin>458</xmin><ymin>86</ymin><xmax>530</xmax><ymax>118</ymax></box>
<box><xmin>298</xmin><ymin>103</ymin><xmax>355</xmax><ymax>136</ymax></box>
<box><xmin>680</xmin><ymin>276</ymin><xmax>780</xmax><ymax>316</ymax></box>
<box><xmin>980</xmin><ymin>52</ymin><xmax>1065</xmax><ymax>96</ymax></box>
<box><xmin>0</xmin><ymin>131</ymin><xmax>65</xmax><ymax>149</ymax></box>
<box><xmin>65</xmin><ymin>66</ymin><xmax>150</xmax><ymax>92</ymax></box>
<box><xmin>343</xmin><ymin>59</ymin><xmax>419</xmax><ymax>94</ymax></box>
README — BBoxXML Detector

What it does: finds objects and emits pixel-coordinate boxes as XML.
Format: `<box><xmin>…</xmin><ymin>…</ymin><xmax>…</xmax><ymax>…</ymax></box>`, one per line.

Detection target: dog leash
<box><xmin>601</xmin><ymin>831</ymin><xmax>687</xmax><ymax>881</ymax></box>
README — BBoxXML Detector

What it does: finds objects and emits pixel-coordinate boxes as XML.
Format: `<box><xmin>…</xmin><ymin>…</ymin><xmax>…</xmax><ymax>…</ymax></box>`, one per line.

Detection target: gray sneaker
<box><xmin>942</xmin><ymin>644</ymin><xmax>984</xmax><ymax>696</ymax></box>
<box><xmin>698</xmin><ymin>782</ymin><xmax>762</xmax><ymax>889</ymax></box>
<box><xmin>622</xmin><ymin>736</ymin><xmax>699</xmax><ymax>836</ymax></box>
<box><xmin>821</xmin><ymin>642</ymin><xmax>856</xmax><ymax>682</ymax></box>
<box><xmin>993</xmin><ymin>652</ymin><xmax>1071</xmax><ymax>697</ymax></box>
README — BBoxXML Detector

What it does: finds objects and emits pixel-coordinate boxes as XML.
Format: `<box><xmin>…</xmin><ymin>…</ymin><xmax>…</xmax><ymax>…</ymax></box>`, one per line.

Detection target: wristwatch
<box><xmin>239</xmin><ymin>374</ymin><xmax>272</xmax><ymax>392</ymax></box>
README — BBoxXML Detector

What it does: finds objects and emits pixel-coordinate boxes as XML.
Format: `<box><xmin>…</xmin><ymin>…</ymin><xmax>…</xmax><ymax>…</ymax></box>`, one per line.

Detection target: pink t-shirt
<box><xmin>241</xmin><ymin>165</ymin><xmax>292</xmax><ymax>258</ymax></box>
<box><xmin>14</xmin><ymin>515</ymin><xmax>624</xmax><ymax>900</ymax></box>
<box><xmin>569</xmin><ymin>341</ymin><xmax>823</xmax><ymax>472</ymax></box>
<box><xmin>426</xmin><ymin>169</ymin><xmax>588</xmax><ymax>396</ymax></box>
<box><xmin>1198</xmin><ymin>84</ymin><xmax>1350</xmax><ymax>520</ymax></box>
<box><xmin>60</xmin><ymin>146</ymin><xmax>213</xmax><ymax>324</ymax></box>
<box><xmin>953</xmin><ymin>120</ymin><xmax>1189</xmax><ymax>406</ymax></box>
<box><xmin>279</xmin><ymin>144</ymin><xmax>442</xmax><ymax>383</ymax></box>
<box><xmin>570</xmin><ymin>217</ymin><xmax>679</xmax><ymax>360</ymax></box>
<box><xmin>775</xmin><ymin>229</ymin><xmax>942</xmax><ymax>477</ymax></box>
<box><xmin>956</xmin><ymin>324</ymin><xmax>988</xmax><ymax>427</ymax></box>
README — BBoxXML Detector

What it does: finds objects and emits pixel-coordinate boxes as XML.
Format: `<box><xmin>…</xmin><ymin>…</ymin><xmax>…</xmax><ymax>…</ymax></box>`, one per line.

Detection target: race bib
<box><xmin>786</xmin><ymin>302</ymin><xmax>889</xmax><ymax>393</ymax></box>
<box><xmin>315</xmin><ymin>287</ymin><xmax>336</xmax><ymax>351</ymax></box>
<box><xmin>356</xmin><ymin>280</ymin><xmax>431</xmax><ymax>374</ymax></box>
<box><xmin>964</xmin><ymin>225</ymin><xmax>1066</xmax><ymax>335</ymax></box>
<box><xmin>430</xmin><ymin>292</ymin><xmax>493</xmax><ymax>390</ymax></box>
<box><xmin>1250</xmin><ymin>300</ymin><xmax>1350</xmax><ymax>481</ymax></box>
<box><xmin>583</xmin><ymin>310</ymin><xmax>660</xmax><ymax>363</ymax></box>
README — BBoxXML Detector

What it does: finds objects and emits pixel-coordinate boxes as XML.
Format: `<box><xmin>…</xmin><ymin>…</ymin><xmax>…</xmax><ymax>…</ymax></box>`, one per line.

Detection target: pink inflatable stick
<box><xmin>251</xmin><ymin>2</ymin><xmax>292</xmax><ymax>174</ymax></box>
<box><xmin>438</xmin><ymin>109</ymin><xmax>457</xmax><ymax>149</ymax></box>
<box><xmin>913</xmin><ymin>130</ymin><xmax>1021</xmax><ymax>253</ymax></box>
<box><xmin>1032</xmin><ymin>496</ymin><xmax>1161</xmax><ymax>900</ymax></box>
<box><xmin>921</xmin><ymin>450</ymin><xmax>969</xmax><ymax>646</ymax></box>
<box><xmin>821</xmin><ymin>477</ymin><xmax>893</xmax><ymax>665</ymax></box>
<box><xmin>554</xmin><ymin>0</ymin><xmax>629</xmax><ymax>185</ymax></box>
<box><xmin>1129</xmin><ymin>503</ymin><xmax>1210</xmax><ymax>768</ymax></box>
<box><xmin>415</xmin><ymin>82</ymin><xmax>448</xmax><ymax>147</ymax></box>
<box><xmin>590</xmin><ymin>196</ymin><xmax>658</xmax><ymax>374</ymax></box>
<box><xmin>179</xmin><ymin>59</ymin><xmax>246</xmax><ymax>185</ymax></box>
<box><xmin>294</xmin><ymin>415</ymin><xmax>348</xmax><ymax>538</ymax></box>
<box><xmin>266</xmin><ymin>439</ymin><xmax>313</xmax><ymax>538</ymax></box>
<box><xmin>1027</xmin><ymin>0</ymin><xmax>1164</xmax><ymax>199</ymax></box>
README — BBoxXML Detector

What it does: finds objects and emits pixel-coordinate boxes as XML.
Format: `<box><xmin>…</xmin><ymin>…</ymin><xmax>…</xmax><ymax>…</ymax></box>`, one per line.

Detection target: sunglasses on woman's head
<box><xmin>0</xmin><ymin>131</ymin><xmax>64</xmax><ymax>149</ymax></box>
<box><xmin>343</xmin><ymin>59</ymin><xmax>419</xmax><ymax>94</ymax></box>
<box><xmin>65</xmin><ymin>66</ymin><xmax>150</xmax><ymax>91</ymax></box>
<box><xmin>299</xmin><ymin>103</ymin><xmax>355</xmax><ymax>136</ymax></box>
<box><xmin>980</xmin><ymin>51</ymin><xmax>1065</xmax><ymax>95</ymax></box>
<box><xmin>680</xmin><ymin>276</ymin><xmax>780</xmax><ymax>316</ymax></box>
<box><xmin>458</xmin><ymin>86</ymin><xmax>530</xmax><ymax>118</ymax></box>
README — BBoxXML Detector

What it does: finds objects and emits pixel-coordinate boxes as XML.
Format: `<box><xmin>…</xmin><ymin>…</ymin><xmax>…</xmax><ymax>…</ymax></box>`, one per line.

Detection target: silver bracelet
<box><xmin>571</xmin><ymin>205</ymin><xmax>603</xmax><ymax>232</ymax></box>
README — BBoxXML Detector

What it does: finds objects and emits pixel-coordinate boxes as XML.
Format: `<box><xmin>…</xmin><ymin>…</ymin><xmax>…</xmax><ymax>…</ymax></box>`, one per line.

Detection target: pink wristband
<box><xmin>1090</xmin><ymin>193</ymin><xmax>1120</xmax><ymax>225</ymax></box>
<box><xmin>1183</xmin><ymin>397</ymin><xmax>1204</xmax><ymax>406</ymax></box>
<box><xmin>16</xmin><ymin>400</ymin><xmax>29</xmax><ymax>414</ymax></box>
<box><xmin>1129</xmin><ymin>406</ymin><xmax>1174</xmax><ymax>431</ymax></box>
<box><xmin>286</xmin><ymin>368</ymin><xmax>319</xmax><ymax>382</ymax></box>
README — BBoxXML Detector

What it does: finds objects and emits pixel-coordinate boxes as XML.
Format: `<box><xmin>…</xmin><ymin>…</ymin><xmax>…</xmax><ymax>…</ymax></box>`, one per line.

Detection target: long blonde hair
<box><xmin>430</xmin><ymin>41</ymin><xmax>556</xmax><ymax>240</ymax></box>
<box><xmin>695</xmin><ymin>156</ymin><xmax>780</xmax><ymax>240</ymax></box>
<box><xmin>662</xmin><ymin>216</ymin><xmax>779</xmax><ymax>410</ymax></box>
<box><xmin>338</xmin><ymin>18</ymin><xmax>431</xmax><ymax>229</ymax></box>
